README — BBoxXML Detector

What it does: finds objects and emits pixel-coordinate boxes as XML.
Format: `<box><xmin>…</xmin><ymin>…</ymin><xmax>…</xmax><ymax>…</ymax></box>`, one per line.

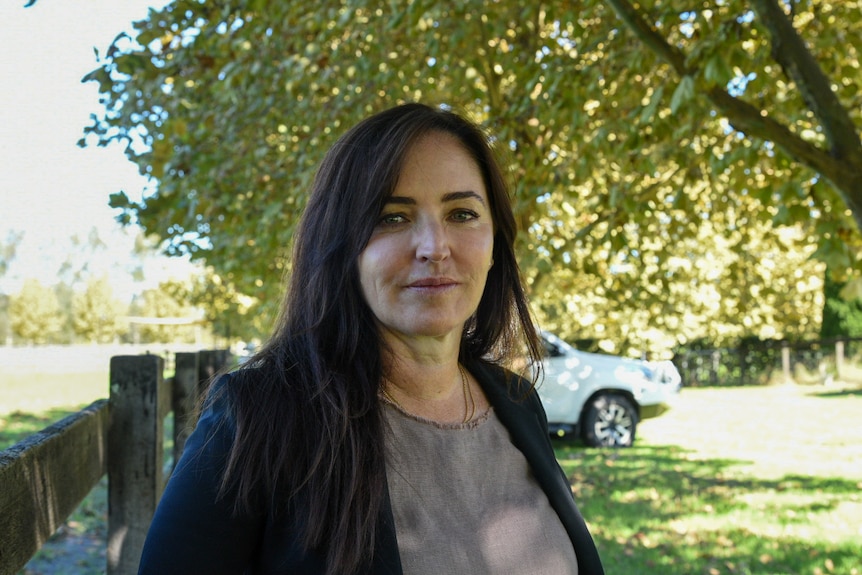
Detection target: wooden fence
<box><xmin>674</xmin><ymin>337</ymin><xmax>862</xmax><ymax>387</ymax></box>
<box><xmin>0</xmin><ymin>349</ymin><xmax>232</xmax><ymax>575</ymax></box>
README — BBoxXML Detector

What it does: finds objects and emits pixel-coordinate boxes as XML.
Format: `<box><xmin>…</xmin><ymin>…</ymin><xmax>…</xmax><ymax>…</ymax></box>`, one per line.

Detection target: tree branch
<box><xmin>602</xmin><ymin>0</ymin><xmax>862</xmax><ymax>232</ymax></box>
<box><xmin>602</xmin><ymin>0</ymin><xmax>841</xmax><ymax>175</ymax></box>
<box><xmin>749</xmin><ymin>0</ymin><xmax>862</xmax><ymax>165</ymax></box>
<box><xmin>705</xmin><ymin>86</ymin><xmax>848</xmax><ymax>182</ymax></box>
<box><xmin>602</xmin><ymin>0</ymin><xmax>688</xmax><ymax>76</ymax></box>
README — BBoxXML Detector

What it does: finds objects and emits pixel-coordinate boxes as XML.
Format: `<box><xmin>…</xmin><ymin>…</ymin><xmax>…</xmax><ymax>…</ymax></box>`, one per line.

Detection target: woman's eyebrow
<box><xmin>442</xmin><ymin>190</ymin><xmax>486</xmax><ymax>205</ymax></box>
<box><xmin>383</xmin><ymin>196</ymin><xmax>416</xmax><ymax>205</ymax></box>
<box><xmin>384</xmin><ymin>191</ymin><xmax>486</xmax><ymax>205</ymax></box>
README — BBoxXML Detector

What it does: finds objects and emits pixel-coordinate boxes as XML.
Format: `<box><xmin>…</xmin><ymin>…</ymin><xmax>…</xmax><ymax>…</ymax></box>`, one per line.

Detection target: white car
<box><xmin>535</xmin><ymin>331</ymin><xmax>681</xmax><ymax>447</ymax></box>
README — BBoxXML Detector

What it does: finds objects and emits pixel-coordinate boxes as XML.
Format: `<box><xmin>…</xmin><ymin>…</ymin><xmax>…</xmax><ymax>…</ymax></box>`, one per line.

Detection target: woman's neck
<box><xmin>379</xmin><ymin>336</ymin><xmax>488</xmax><ymax>424</ymax></box>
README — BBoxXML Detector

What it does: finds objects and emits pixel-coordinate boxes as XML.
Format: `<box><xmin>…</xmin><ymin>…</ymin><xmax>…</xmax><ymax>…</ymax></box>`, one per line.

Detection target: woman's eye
<box><xmin>378</xmin><ymin>213</ymin><xmax>406</xmax><ymax>226</ymax></box>
<box><xmin>451</xmin><ymin>209</ymin><xmax>479</xmax><ymax>222</ymax></box>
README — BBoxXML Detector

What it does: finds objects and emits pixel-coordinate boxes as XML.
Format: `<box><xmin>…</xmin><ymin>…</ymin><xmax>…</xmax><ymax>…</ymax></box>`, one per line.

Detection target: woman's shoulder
<box><xmin>466</xmin><ymin>358</ymin><xmax>537</xmax><ymax>402</ymax></box>
<box><xmin>203</xmin><ymin>361</ymin><xmax>280</xmax><ymax>402</ymax></box>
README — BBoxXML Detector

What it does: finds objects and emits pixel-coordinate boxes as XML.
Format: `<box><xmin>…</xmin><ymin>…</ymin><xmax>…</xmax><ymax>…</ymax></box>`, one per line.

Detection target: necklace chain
<box><xmin>459</xmin><ymin>363</ymin><xmax>475</xmax><ymax>423</ymax></box>
<box><xmin>381</xmin><ymin>363</ymin><xmax>476</xmax><ymax>423</ymax></box>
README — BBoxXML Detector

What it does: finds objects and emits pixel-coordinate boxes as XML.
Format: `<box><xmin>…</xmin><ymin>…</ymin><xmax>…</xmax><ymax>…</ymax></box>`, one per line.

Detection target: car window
<box><xmin>541</xmin><ymin>337</ymin><xmax>564</xmax><ymax>358</ymax></box>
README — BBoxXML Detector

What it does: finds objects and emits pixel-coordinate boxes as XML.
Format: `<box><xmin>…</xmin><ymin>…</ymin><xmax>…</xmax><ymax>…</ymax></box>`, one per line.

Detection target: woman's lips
<box><xmin>407</xmin><ymin>277</ymin><xmax>457</xmax><ymax>289</ymax></box>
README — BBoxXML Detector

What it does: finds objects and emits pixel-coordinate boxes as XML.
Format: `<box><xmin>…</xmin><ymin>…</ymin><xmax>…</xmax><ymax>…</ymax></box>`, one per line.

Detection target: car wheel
<box><xmin>581</xmin><ymin>394</ymin><xmax>638</xmax><ymax>447</ymax></box>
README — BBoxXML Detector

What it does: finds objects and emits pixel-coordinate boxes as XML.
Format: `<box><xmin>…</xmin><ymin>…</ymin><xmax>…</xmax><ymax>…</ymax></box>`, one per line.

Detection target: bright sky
<box><xmin>0</xmin><ymin>0</ymin><xmax>191</xmax><ymax>302</ymax></box>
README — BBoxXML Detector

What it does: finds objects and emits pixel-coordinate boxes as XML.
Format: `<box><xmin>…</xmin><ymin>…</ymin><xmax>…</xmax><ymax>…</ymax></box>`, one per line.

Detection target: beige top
<box><xmin>382</xmin><ymin>401</ymin><xmax>579</xmax><ymax>575</ymax></box>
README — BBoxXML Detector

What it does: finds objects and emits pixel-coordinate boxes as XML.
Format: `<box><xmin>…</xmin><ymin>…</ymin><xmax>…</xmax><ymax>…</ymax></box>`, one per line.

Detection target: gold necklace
<box><xmin>381</xmin><ymin>364</ymin><xmax>476</xmax><ymax>423</ymax></box>
<box><xmin>459</xmin><ymin>363</ymin><xmax>475</xmax><ymax>423</ymax></box>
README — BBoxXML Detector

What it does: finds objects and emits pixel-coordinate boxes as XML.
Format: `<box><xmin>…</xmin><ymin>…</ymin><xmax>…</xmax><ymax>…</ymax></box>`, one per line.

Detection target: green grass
<box><xmin>556</xmin><ymin>383</ymin><xmax>862</xmax><ymax>575</ymax></box>
<box><xmin>3</xmin><ymin>357</ymin><xmax>861</xmax><ymax>575</ymax></box>
<box><xmin>0</xmin><ymin>372</ymin><xmax>109</xmax><ymax>451</ymax></box>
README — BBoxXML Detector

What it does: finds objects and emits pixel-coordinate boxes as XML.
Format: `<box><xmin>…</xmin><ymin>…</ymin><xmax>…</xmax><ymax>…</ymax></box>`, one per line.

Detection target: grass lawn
<box><xmin>555</xmin><ymin>383</ymin><xmax>862</xmax><ymax>575</ymax></box>
<box><xmin>0</xmin><ymin>372</ymin><xmax>109</xmax><ymax>450</ymax></box>
<box><xmin>2</xmin><ymin>350</ymin><xmax>861</xmax><ymax>574</ymax></box>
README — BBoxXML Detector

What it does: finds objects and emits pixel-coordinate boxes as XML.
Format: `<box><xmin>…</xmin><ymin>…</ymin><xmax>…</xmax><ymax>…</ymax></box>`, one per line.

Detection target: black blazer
<box><xmin>138</xmin><ymin>360</ymin><xmax>605</xmax><ymax>575</ymax></box>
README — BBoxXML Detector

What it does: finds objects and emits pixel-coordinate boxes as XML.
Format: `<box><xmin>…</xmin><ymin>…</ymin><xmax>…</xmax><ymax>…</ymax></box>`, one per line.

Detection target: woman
<box><xmin>138</xmin><ymin>103</ymin><xmax>605</xmax><ymax>575</ymax></box>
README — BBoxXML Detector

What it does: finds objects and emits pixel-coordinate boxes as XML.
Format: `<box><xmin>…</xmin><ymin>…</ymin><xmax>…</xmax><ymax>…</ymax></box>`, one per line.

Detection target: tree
<box><xmin>130</xmin><ymin>281</ymin><xmax>200</xmax><ymax>343</ymax></box>
<box><xmin>81</xmin><ymin>0</ymin><xmax>860</xmax><ymax>354</ymax></box>
<box><xmin>821</xmin><ymin>271</ymin><xmax>862</xmax><ymax>339</ymax></box>
<box><xmin>0</xmin><ymin>230</ymin><xmax>23</xmax><ymax>278</ymax></box>
<box><xmin>0</xmin><ymin>231</ymin><xmax>24</xmax><ymax>345</ymax></box>
<box><xmin>186</xmin><ymin>267</ymin><xmax>267</xmax><ymax>343</ymax></box>
<box><xmin>57</xmin><ymin>226</ymin><xmax>109</xmax><ymax>289</ymax></box>
<box><xmin>152</xmin><ymin>271</ymin><xmax>264</xmax><ymax>343</ymax></box>
<box><xmin>53</xmin><ymin>281</ymin><xmax>77</xmax><ymax>344</ymax></box>
<box><xmin>9</xmin><ymin>279</ymin><xmax>64</xmax><ymax>344</ymax></box>
<box><xmin>72</xmin><ymin>276</ymin><xmax>127</xmax><ymax>343</ymax></box>
<box><xmin>604</xmin><ymin>0</ymin><xmax>862</xmax><ymax>229</ymax></box>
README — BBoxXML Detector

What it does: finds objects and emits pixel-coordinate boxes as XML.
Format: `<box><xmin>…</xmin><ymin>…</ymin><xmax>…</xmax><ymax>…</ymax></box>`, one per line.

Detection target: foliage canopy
<box><xmin>82</xmin><ymin>0</ymin><xmax>862</xmax><ymax>354</ymax></box>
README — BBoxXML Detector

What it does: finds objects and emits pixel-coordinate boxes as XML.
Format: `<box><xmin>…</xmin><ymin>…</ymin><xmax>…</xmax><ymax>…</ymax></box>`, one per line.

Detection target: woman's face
<box><xmin>358</xmin><ymin>131</ymin><xmax>495</xmax><ymax>346</ymax></box>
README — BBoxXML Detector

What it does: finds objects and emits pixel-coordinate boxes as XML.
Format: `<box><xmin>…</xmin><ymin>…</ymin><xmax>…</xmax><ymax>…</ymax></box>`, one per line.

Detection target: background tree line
<box><xmin>0</xmin><ymin>228</ymin><xmax>267</xmax><ymax>346</ymax></box>
<box><xmin>0</xmin><ymin>271</ymin><xmax>266</xmax><ymax>346</ymax></box>
<box><xmin>2</xmin><ymin>275</ymin><xmax>188</xmax><ymax>345</ymax></box>
<box><xmin>55</xmin><ymin>0</ymin><xmax>862</xmax><ymax>356</ymax></box>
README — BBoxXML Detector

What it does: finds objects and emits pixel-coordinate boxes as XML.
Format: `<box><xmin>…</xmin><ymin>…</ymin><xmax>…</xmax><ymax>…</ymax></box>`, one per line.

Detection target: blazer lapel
<box><xmin>370</xmin><ymin>486</ymin><xmax>403</xmax><ymax>574</ymax></box>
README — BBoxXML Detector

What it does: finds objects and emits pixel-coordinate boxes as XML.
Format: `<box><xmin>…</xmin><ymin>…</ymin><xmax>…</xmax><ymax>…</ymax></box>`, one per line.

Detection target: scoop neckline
<box><xmin>380</xmin><ymin>398</ymin><xmax>494</xmax><ymax>430</ymax></box>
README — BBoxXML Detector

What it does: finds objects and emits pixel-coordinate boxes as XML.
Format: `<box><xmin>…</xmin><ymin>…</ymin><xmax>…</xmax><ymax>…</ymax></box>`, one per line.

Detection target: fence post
<box><xmin>781</xmin><ymin>341</ymin><xmax>792</xmax><ymax>384</ymax></box>
<box><xmin>710</xmin><ymin>350</ymin><xmax>720</xmax><ymax>386</ymax></box>
<box><xmin>107</xmin><ymin>354</ymin><xmax>165</xmax><ymax>575</ymax></box>
<box><xmin>173</xmin><ymin>352</ymin><xmax>200</xmax><ymax>464</ymax></box>
<box><xmin>835</xmin><ymin>340</ymin><xmax>845</xmax><ymax>382</ymax></box>
<box><xmin>198</xmin><ymin>349</ymin><xmax>232</xmax><ymax>384</ymax></box>
<box><xmin>172</xmin><ymin>350</ymin><xmax>232</xmax><ymax>472</ymax></box>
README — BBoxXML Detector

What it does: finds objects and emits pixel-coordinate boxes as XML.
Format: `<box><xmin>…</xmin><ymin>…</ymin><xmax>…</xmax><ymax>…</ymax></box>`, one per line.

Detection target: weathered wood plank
<box><xmin>198</xmin><ymin>349</ymin><xmax>232</xmax><ymax>388</ymax></box>
<box><xmin>172</xmin><ymin>352</ymin><xmax>199</xmax><ymax>463</ymax></box>
<box><xmin>107</xmin><ymin>354</ymin><xmax>164</xmax><ymax>575</ymax></box>
<box><xmin>0</xmin><ymin>400</ymin><xmax>109</xmax><ymax>575</ymax></box>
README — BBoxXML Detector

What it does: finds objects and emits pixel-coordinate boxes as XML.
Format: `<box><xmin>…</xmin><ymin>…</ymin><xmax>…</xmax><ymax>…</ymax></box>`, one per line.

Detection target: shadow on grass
<box><xmin>808</xmin><ymin>386</ymin><xmax>862</xmax><ymax>398</ymax></box>
<box><xmin>1</xmin><ymin>409</ymin><xmax>109</xmax><ymax>574</ymax></box>
<box><xmin>555</xmin><ymin>443</ymin><xmax>861</xmax><ymax>575</ymax></box>
<box><xmin>0</xmin><ymin>407</ymin><xmax>86</xmax><ymax>451</ymax></box>
<box><xmin>20</xmin><ymin>477</ymin><xmax>108</xmax><ymax>575</ymax></box>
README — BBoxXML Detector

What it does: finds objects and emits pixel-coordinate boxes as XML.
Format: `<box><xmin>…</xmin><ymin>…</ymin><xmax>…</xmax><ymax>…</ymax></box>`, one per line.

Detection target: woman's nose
<box><xmin>415</xmin><ymin>220</ymin><xmax>449</xmax><ymax>262</ymax></box>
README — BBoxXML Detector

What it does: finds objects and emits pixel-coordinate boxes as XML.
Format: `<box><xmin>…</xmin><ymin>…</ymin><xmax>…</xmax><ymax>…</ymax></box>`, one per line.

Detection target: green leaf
<box><xmin>751</xmin><ymin>185</ymin><xmax>775</xmax><ymax>204</ymax></box>
<box><xmin>108</xmin><ymin>191</ymin><xmax>131</xmax><ymax>209</ymax></box>
<box><xmin>839</xmin><ymin>278</ymin><xmax>862</xmax><ymax>301</ymax></box>
<box><xmin>703</xmin><ymin>54</ymin><xmax>732</xmax><ymax>87</ymax></box>
<box><xmin>639</xmin><ymin>86</ymin><xmax>664</xmax><ymax>124</ymax></box>
<box><xmin>136</xmin><ymin>28</ymin><xmax>162</xmax><ymax>48</ymax></box>
<box><xmin>670</xmin><ymin>76</ymin><xmax>695</xmax><ymax>114</ymax></box>
<box><xmin>777</xmin><ymin>181</ymin><xmax>806</xmax><ymax>200</ymax></box>
<box><xmin>80</xmin><ymin>67</ymin><xmax>111</xmax><ymax>91</ymax></box>
<box><xmin>772</xmin><ymin>205</ymin><xmax>791</xmax><ymax>226</ymax></box>
<box><xmin>788</xmin><ymin>204</ymin><xmax>811</xmax><ymax>221</ymax></box>
<box><xmin>672</xmin><ymin>190</ymin><xmax>691</xmax><ymax>211</ymax></box>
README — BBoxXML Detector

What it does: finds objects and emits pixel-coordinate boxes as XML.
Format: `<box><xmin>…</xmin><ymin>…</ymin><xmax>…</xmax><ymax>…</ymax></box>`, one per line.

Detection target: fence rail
<box><xmin>674</xmin><ymin>337</ymin><xmax>862</xmax><ymax>387</ymax></box>
<box><xmin>0</xmin><ymin>349</ymin><xmax>231</xmax><ymax>575</ymax></box>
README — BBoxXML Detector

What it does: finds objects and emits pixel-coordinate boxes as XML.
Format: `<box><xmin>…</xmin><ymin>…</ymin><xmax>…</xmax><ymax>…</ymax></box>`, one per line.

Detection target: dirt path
<box><xmin>21</xmin><ymin>527</ymin><xmax>105</xmax><ymax>575</ymax></box>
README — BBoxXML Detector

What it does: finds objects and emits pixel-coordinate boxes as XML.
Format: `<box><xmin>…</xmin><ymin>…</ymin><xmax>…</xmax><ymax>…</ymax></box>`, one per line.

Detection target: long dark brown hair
<box><xmin>221</xmin><ymin>103</ymin><xmax>542</xmax><ymax>574</ymax></box>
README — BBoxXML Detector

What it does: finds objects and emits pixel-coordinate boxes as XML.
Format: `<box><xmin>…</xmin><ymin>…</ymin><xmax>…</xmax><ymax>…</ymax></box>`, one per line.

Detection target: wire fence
<box><xmin>673</xmin><ymin>337</ymin><xmax>862</xmax><ymax>387</ymax></box>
